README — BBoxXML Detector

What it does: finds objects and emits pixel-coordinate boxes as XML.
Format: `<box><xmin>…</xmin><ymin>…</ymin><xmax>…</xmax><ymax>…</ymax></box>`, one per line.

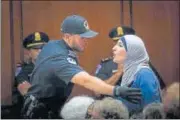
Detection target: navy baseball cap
<box><xmin>61</xmin><ymin>15</ymin><xmax>98</xmax><ymax>38</ymax></box>
<box><xmin>109</xmin><ymin>26</ymin><xmax>136</xmax><ymax>41</ymax></box>
<box><xmin>23</xmin><ymin>32</ymin><xmax>49</xmax><ymax>49</ymax></box>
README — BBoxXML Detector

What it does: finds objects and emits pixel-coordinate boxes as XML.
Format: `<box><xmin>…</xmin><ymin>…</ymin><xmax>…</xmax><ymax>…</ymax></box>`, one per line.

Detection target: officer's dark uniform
<box><xmin>21</xmin><ymin>15</ymin><xmax>98</xmax><ymax>119</ymax></box>
<box><xmin>22</xmin><ymin>40</ymin><xmax>83</xmax><ymax>118</ymax></box>
<box><xmin>15</xmin><ymin>62</ymin><xmax>34</xmax><ymax>83</ymax></box>
<box><xmin>95</xmin><ymin>57</ymin><xmax>121</xmax><ymax>85</ymax></box>
<box><xmin>1</xmin><ymin>62</ymin><xmax>34</xmax><ymax>119</ymax></box>
<box><xmin>1</xmin><ymin>32</ymin><xmax>49</xmax><ymax>119</ymax></box>
<box><xmin>95</xmin><ymin>26</ymin><xmax>166</xmax><ymax>92</ymax></box>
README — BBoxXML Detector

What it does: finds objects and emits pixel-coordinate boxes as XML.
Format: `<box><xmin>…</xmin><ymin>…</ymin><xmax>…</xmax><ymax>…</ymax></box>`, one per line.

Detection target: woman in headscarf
<box><xmin>112</xmin><ymin>35</ymin><xmax>162</xmax><ymax>114</ymax></box>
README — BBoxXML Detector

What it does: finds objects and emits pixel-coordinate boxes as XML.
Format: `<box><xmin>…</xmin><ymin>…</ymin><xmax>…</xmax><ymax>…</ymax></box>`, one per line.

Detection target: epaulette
<box><xmin>101</xmin><ymin>57</ymin><xmax>112</xmax><ymax>63</ymax></box>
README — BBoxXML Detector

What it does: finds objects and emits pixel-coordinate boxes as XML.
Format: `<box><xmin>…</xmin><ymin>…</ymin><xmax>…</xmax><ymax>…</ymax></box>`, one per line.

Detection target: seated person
<box><xmin>86</xmin><ymin>97</ymin><xmax>129</xmax><ymax>119</ymax></box>
<box><xmin>163</xmin><ymin>82</ymin><xmax>180</xmax><ymax>119</ymax></box>
<box><xmin>1</xmin><ymin>32</ymin><xmax>49</xmax><ymax>119</ymax></box>
<box><xmin>142</xmin><ymin>103</ymin><xmax>165</xmax><ymax>119</ymax></box>
<box><xmin>60</xmin><ymin>95</ymin><xmax>94</xmax><ymax>119</ymax></box>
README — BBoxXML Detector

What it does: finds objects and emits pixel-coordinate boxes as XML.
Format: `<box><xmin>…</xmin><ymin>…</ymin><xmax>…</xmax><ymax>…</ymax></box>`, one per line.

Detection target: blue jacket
<box><xmin>117</xmin><ymin>68</ymin><xmax>162</xmax><ymax>113</ymax></box>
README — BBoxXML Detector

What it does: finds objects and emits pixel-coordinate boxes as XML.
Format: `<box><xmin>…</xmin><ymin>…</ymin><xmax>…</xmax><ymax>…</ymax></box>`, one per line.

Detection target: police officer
<box><xmin>16</xmin><ymin>32</ymin><xmax>49</xmax><ymax>95</ymax></box>
<box><xmin>95</xmin><ymin>26</ymin><xmax>166</xmax><ymax>99</ymax></box>
<box><xmin>1</xmin><ymin>32</ymin><xmax>49</xmax><ymax>119</ymax></box>
<box><xmin>22</xmin><ymin>15</ymin><xmax>142</xmax><ymax>119</ymax></box>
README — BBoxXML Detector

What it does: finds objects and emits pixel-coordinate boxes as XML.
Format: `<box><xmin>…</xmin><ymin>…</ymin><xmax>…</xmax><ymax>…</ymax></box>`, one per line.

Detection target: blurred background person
<box><xmin>142</xmin><ymin>103</ymin><xmax>165</xmax><ymax>119</ymax></box>
<box><xmin>60</xmin><ymin>95</ymin><xmax>95</xmax><ymax>119</ymax></box>
<box><xmin>163</xmin><ymin>82</ymin><xmax>180</xmax><ymax>119</ymax></box>
<box><xmin>85</xmin><ymin>97</ymin><xmax>129</xmax><ymax>119</ymax></box>
<box><xmin>16</xmin><ymin>32</ymin><xmax>49</xmax><ymax>96</ymax></box>
<box><xmin>1</xmin><ymin>32</ymin><xmax>49</xmax><ymax>119</ymax></box>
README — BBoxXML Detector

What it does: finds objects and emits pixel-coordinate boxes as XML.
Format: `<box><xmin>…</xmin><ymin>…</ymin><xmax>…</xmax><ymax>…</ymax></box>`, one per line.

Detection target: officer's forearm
<box><xmin>72</xmin><ymin>72</ymin><xmax>114</xmax><ymax>96</ymax></box>
<box><xmin>17</xmin><ymin>81</ymin><xmax>31</xmax><ymax>96</ymax></box>
<box><xmin>104</xmin><ymin>72</ymin><xmax>122</xmax><ymax>85</ymax></box>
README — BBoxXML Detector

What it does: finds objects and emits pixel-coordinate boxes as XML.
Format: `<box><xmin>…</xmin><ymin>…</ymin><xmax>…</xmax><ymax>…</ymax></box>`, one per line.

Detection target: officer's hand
<box><xmin>17</xmin><ymin>81</ymin><xmax>31</xmax><ymax>96</ymax></box>
<box><xmin>113</xmin><ymin>86</ymin><xmax>142</xmax><ymax>104</ymax></box>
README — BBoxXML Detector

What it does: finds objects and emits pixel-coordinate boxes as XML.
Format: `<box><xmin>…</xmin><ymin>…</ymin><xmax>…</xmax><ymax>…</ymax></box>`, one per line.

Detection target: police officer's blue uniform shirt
<box><xmin>117</xmin><ymin>68</ymin><xmax>162</xmax><ymax>113</ymax></box>
<box><xmin>27</xmin><ymin>40</ymin><xmax>84</xmax><ymax>110</ymax></box>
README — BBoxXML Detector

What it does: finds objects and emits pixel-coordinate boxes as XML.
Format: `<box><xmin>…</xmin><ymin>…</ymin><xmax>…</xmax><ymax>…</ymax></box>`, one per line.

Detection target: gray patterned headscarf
<box><xmin>119</xmin><ymin>35</ymin><xmax>150</xmax><ymax>86</ymax></box>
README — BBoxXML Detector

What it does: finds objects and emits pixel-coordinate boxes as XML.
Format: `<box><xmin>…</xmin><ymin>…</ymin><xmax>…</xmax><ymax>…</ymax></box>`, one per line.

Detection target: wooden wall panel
<box><xmin>1</xmin><ymin>1</ymin><xmax>23</xmax><ymax>105</ymax></box>
<box><xmin>126</xmin><ymin>1</ymin><xmax>179</xmax><ymax>86</ymax></box>
<box><xmin>13</xmin><ymin>1</ymin><xmax>22</xmax><ymax>65</ymax></box>
<box><xmin>122</xmin><ymin>1</ymin><xmax>131</xmax><ymax>26</ymax></box>
<box><xmin>1</xmin><ymin>1</ymin><xmax>12</xmax><ymax>105</ymax></box>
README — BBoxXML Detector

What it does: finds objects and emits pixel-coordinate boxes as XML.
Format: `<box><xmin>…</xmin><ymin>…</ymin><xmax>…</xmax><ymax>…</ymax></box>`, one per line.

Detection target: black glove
<box><xmin>113</xmin><ymin>86</ymin><xmax>142</xmax><ymax>104</ymax></box>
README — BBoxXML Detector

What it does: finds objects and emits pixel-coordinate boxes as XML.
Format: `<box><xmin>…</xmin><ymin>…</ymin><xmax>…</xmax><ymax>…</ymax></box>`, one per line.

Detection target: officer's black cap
<box><xmin>23</xmin><ymin>32</ymin><xmax>49</xmax><ymax>49</ymax></box>
<box><xmin>109</xmin><ymin>26</ymin><xmax>136</xmax><ymax>41</ymax></box>
<box><xmin>61</xmin><ymin>15</ymin><xmax>98</xmax><ymax>38</ymax></box>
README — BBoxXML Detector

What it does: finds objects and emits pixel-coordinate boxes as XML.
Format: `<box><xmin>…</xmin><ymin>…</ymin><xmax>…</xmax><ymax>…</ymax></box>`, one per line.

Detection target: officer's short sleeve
<box><xmin>53</xmin><ymin>56</ymin><xmax>84</xmax><ymax>85</ymax></box>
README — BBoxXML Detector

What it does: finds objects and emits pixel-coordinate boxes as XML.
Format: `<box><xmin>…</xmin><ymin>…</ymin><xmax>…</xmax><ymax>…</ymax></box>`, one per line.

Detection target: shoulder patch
<box><xmin>101</xmin><ymin>57</ymin><xmax>112</xmax><ymax>63</ymax></box>
<box><xmin>68</xmin><ymin>50</ymin><xmax>77</xmax><ymax>58</ymax></box>
<box><xmin>67</xmin><ymin>57</ymin><xmax>77</xmax><ymax>65</ymax></box>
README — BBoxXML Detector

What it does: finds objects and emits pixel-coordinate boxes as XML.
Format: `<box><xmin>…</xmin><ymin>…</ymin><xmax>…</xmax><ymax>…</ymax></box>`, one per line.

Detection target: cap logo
<box><xmin>117</xmin><ymin>27</ymin><xmax>124</xmax><ymax>36</ymax></box>
<box><xmin>34</xmin><ymin>32</ymin><xmax>41</xmax><ymax>41</ymax></box>
<box><xmin>84</xmin><ymin>21</ymin><xmax>89</xmax><ymax>30</ymax></box>
<box><xmin>67</xmin><ymin>57</ymin><xmax>77</xmax><ymax>65</ymax></box>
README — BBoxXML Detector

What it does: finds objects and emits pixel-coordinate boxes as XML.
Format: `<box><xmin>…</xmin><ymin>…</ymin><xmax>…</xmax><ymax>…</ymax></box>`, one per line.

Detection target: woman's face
<box><xmin>112</xmin><ymin>40</ymin><xmax>127</xmax><ymax>64</ymax></box>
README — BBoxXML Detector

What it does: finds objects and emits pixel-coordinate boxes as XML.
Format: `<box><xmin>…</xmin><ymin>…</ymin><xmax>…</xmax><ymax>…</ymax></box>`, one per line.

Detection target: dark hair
<box><xmin>93</xmin><ymin>97</ymin><xmax>129</xmax><ymax>119</ymax></box>
<box><xmin>102</xmin><ymin>110</ymin><xmax>124</xmax><ymax>119</ymax></box>
<box><xmin>143</xmin><ymin>103</ymin><xmax>165</xmax><ymax>119</ymax></box>
<box><xmin>165</xmin><ymin>99</ymin><xmax>180</xmax><ymax>119</ymax></box>
<box><xmin>130</xmin><ymin>112</ymin><xmax>144</xmax><ymax>119</ymax></box>
<box><xmin>85</xmin><ymin>101</ymin><xmax>96</xmax><ymax>119</ymax></box>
